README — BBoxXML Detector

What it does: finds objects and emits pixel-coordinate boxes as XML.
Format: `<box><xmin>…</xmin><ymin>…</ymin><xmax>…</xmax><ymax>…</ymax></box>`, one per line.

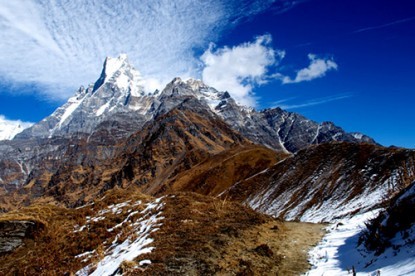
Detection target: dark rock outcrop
<box><xmin>0</xmin><ymin>220</ymin><xmax>42</xmax><ymax>254</ymax></box>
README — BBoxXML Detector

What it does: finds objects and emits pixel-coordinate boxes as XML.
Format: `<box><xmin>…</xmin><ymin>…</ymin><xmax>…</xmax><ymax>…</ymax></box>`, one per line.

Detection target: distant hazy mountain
<box><xmin>0</xmin><ymin>116</ymin><xmax>32</xmax><ymax>140</ymax></box>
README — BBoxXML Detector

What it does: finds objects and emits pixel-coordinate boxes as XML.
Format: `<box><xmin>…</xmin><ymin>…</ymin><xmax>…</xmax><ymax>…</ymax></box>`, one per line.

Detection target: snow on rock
<box><xmin>185</xmin><ymin>78</ymin><xmax>223</xmax><ymax>111</ymax></box>
<box><xmin>102</xmin><ymin>54</ymin><xmax>145</xmax><ymax>97</ymax></box>
<box><xmin>352</xmin><ymin>133</ymin><xmax>363</xmax><ymax>140</ymax></box>
<box><xmin>95</xmin><ymin>101</ymin><xmax>111</xmax><ymax>116</ymax></box>
<box><xmin>59</xmin><ymin>93</ymin><xmax>86</xmax><ymax>128</ymax></box>
<box><xmin>76</xmin><ymin>197</ymin><xmax>164</xmax><ymax>276</ymax></box>
<box><xmin>103</xmin><ymin>54</ymin><xmax>129</xmax><ymax>83</ymax></box>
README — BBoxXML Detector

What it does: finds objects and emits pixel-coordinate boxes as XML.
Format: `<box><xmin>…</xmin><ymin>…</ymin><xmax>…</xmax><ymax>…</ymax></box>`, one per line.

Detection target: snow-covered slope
<box><xmin>223</xmin><ymin>142</ymin><xmax>415</xmax><ymax>223</ymax></box>
<box><xmin>0</xmin><ymin>116</ymin><xmax>33</xmax><ymax>140</ymax></box>
<box><xmin>307</xmin><ymin>182</ymin><xmax>415</xmax><ymax>275</ymax></box>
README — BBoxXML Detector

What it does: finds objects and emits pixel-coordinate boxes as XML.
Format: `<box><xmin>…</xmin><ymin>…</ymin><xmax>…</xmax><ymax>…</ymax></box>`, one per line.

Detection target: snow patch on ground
<box><xmin>306</xmin><ymin>210</ymin><xmax>381</xmax><ymax>275</ymax></box>
<box><xmin>306</xmin><ymin>210</ymin><xmax>415</xmax><ymax>276</ymax></box>
<box><xmin>75</xmin><ymin>197</ymin><xmax>164</xmax><ymax>275</ymax></box>
<box><xmin>300</xmin><ymin>182</ymin><xmax>389</xmax><ymax>223</ymax></box>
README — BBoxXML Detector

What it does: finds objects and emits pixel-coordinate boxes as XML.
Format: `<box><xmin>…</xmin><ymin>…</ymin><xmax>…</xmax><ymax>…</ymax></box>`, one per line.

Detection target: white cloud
<box><xmin>201</xmin><ymin>35</ymin><xmax>285</xmax><ymax>106</ymax></box>
<box><xmin>353</xmin><ymin>16</ymin><xmax>415</xmax><ymax>34</ymax></box>
<box><xmin>0</xmin><ymin>115</ymin><xmax>33</xmax><ymax>140</ymax></box>
<box><xmin>0</xmin><ymin>0</ymin><xmax>294</xmax><ymax>100</ymax></box>
<box><xmin>282</xmin><ymin>54</ymin><xmax>338</xmax><ymax>84</ymax></box>
<box><xmin>275</xmin><ymin>94</ymin><xmax>351</xmax><ymax>109</ymax></box>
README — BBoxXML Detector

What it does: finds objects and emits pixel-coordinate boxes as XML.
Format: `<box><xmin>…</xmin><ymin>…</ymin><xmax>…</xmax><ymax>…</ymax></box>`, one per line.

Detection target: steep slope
<box><xmin>214</xmin><ymin>97</ymin><xmax>375</xmax><ymax>152</ymax></box>
<box><xmin>362</xmin><ymin>181</ymin><xmax>415</xmax><ymax>256</ymax></box>
<box><xmin>0</xmin><ymin>54</ymin><xmax>414</xmax><ymax>275</ymax></box>
<box><xmin>0</xmin><ymin>76</ymin><xmax>234</xmax><ymax>196</ymax></box>
<box><xmin>222</xmin><ymin>142</ymin><xmax>415</xmax><ymax>222</ymax></box>
<box><xmin>0</xmin><ymin>55</ymin><xmax>380</xmax><ymax>204</ymax></box>
<box><xmin>307</xmin><ymin>182</ymin><xmax>415</xmax><ymax>275</ymax></box>
<box><xmin>156</xmin><ymin>145</ymin><xmax>288</xmax><ymax>196</ymax></box>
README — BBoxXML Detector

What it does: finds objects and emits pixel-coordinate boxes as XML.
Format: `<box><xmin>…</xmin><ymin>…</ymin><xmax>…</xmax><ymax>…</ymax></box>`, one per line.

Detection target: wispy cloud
<box><xmin>275</xmin><ymin>94</ymin><xmax>351</xmax><ymax>109</ymax></box>
<box><xmin>280</xmin><ymin>54</ymin><xmax>338</xmax><ymax>84</ymax></box>
<box><xmin>201</xmin><ymin>34</ymin><xmax>285</xmax><ymax>106</ymax></box>
<box><xmin>0</xmin><ymin>0</ymin><xmax>299</xmax><ymax>100</ymax></box>
<box><xmin>353</xmin><ymin>16</ymin><xmax>415</xmax><ymax>34</ymax></box>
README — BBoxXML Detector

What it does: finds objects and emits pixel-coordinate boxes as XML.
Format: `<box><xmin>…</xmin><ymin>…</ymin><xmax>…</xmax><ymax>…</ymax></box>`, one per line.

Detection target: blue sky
<box><xmin>0</xmin><ymin>0</ymin><xmax>414</xmax><ymax>148</ymax></box>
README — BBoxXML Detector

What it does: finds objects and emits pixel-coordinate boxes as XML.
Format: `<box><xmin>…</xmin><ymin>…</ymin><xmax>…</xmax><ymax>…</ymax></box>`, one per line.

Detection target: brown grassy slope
<box><xmin>120</xmin><ymin>98</ymin><xmax>255</xmax><ymax>196</ymax></box>
<box><xmin>152</xmin><ymin>145</ymin><xmax>289</xmax><ymax>197</ymax></box>
<box><xmin>0</xmin><ymin>189</ymin><xmax>324</xmax><ymax>276</ymax></box>
<box><xmin>135</xmin><ymin>193</ymin><xmax>324</xmax><ymax>276</ymax></box>
<box><xmin>0</xmin><ymin>187</ymin><xmax>153</xmax><ymax>275</ymax></box>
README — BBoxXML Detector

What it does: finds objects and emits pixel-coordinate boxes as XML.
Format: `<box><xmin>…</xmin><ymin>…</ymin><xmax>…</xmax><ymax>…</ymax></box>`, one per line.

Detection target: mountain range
<box><xmin>0</xmin><ymin>55</ymin><xmax>414</xmax><ymax>275</ymax></box>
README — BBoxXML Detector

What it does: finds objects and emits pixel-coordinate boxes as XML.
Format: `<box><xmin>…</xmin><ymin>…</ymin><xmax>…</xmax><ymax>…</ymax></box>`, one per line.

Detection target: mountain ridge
<box><xmin>14</xmin><ymin>54</ymin><xmax>375</xmax><ymax>151</ymax></box>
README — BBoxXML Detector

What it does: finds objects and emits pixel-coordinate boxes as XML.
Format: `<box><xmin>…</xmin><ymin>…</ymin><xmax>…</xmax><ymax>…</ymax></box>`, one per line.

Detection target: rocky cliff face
<box><xmin>15</xmin><ymin>55</ymin><xmax>153</xmax><ymax>140</ymax></box>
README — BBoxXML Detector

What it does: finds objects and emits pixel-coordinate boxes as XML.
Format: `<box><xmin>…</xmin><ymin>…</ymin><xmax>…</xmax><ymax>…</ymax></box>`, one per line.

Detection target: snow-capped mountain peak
<box><xmin>157</xmin><ymin>77</ymin><xmax>229</xmax><ymax>112</ymax></box>
<box><xmin>94</xmin><ymin>54</ymin><xmax>145</xmax><ymax>97</ymax></box>
<box><xmin>102</xmin><ymin>54</ymin><xmax>129</xmax><ymax>81</ymax></box>
<box><xmin>185</xmin><ymin>78</ymin><xmax>209</xmax><ymax>91</ymax></box>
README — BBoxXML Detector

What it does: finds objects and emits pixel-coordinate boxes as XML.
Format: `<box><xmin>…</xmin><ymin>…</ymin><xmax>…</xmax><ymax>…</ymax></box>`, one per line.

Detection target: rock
<box><xmin>254</xmin><ymin>244</ymin><xmax>274</xmax><ymax>257</ymax></box>
<box><xmin>0</xmin><ymin>220</ymin><xmax>40</xmax><ymax>254</ymax></box>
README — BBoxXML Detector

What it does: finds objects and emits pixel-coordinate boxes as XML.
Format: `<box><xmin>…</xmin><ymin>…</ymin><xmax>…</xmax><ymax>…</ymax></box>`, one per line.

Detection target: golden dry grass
<box><xmin>156</xmin><ymin>145</ymin><xmax>288</xmax><ymax>197</ymax></box>
<box><xmin>0</xmin><ymin>189</ymin><xmax>325</xmax><ymax>275</ymax></box>
<box><xmin>0</xmin><ymin>187</ymin><xmax>152</xmax><ymax>275</ymax></box>
<box><xmin>133</xmin><ymin>192</ymin><xmax>324</xmax><ymax>275</ymax></box>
